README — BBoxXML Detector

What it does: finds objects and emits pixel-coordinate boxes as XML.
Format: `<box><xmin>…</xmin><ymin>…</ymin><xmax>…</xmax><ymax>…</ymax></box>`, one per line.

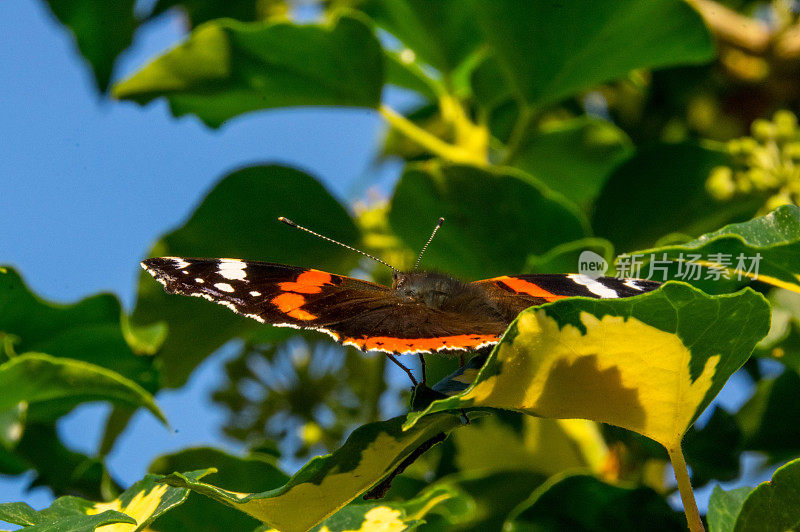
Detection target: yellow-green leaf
<box><xmin>630</xmin><ymin>205</ymin><xmax>800</xmax><ymax>293</ymax></box>
<box><xmin>114</xmin><ymin>15</ymin><xmax>383</xmax><ymax>127</ymax></box>
<box><xmin>0</xmin><ymin>469</ymin><xmax>212</xmax><ymax>531</ymax></box>
<box><xmin>405</xmin><ymin>282</ymin><xmax>770</xmax><ymax>450</ymax></box>
<box><xmin>0</xmin><ymin>352</ymin><xmax>166</xmax><ymax>426</ymax></box>
<box><xmin>161</xmin><ymin>412</ymin><xmax>465</xmax><ymax>532</ymax></box>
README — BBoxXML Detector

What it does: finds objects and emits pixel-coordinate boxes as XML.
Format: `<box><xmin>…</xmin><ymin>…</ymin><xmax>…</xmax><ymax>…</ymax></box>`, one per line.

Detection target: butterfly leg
<box><xmin>385</xmin><ymin>353</ymin><xmax>418</xmax><ymax>386</ymax></box>
<box><xmin>418</xmin><ymin>353</ymin><xmax>427</xmax><ymax>385</ymax></box>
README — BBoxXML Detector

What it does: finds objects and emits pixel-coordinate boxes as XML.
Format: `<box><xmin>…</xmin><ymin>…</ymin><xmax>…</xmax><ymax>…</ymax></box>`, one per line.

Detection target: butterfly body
<box><xmin>141</xmin><ymin>257</ymin><xmax>660</xmax><ymax>357</ymax></box>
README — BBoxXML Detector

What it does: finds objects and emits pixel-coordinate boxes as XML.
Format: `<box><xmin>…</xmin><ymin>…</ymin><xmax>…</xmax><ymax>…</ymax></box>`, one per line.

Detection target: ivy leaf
<box><xmin>473</xmin><ymin>0</ymin><xmax>714</xmax><ymax>109</ymax></box>
<box><xmin>506</xmin><ymin>473</ymin><xmax>684</xmax><ymax>531</ymax></box>
<box><xmin>310</xmin><ymin>484</ymin><xmax>466</xmax><ymax>532</ymax></box>
<box><xmin>508</xmin><ymin>117</ymin><xmax>634</xmax><ymax>207</ymax></box>
<box><xmin>0</xmin><ymin>469</ymin><xmax>212</xmax><ymax>531</ymax></box>
<box><xmin>148</xmin><ymin>447</ymin><xmax>288</xmax><ymax>531</ymax></box>
<box><xmin>0</xmin><ymin>266</ymin><xmax>158</xmax><ymax>393</ymax></box>
<box><xmin>405</xmin><ymin>283</ymin><xmax>770</xmax><ymax>451</ymax></box>
<box><xmin>114</xmin><ymin>15</ymin><xmax>383</xmax><ymax>127</ymax></box>
<box><xmin>359</xmin><ymin>0</ymin><xmax>481</xmax><ymax>76</ymax></box>
<box><xmin>149</xmin><ymin>0</ymin><xmax>265</xmax><ymax>27</ymax></box>
<box><xmin>0</xmin><ymin>352</ymin><xmax>166</xmax><ymax>425</ymax></box>
<box><xmin>707</xmin><ymin>485</ymin><xmax>751</xmax><ymax>532</ymax></box>
<box><xmin>730</xmin><ymin>457</ymin><xmax>800</xmax><ymax>532</ymax></box>
<box><xmin>161</xmin><ymin>412</ymin><xmax>465</xmax><ymax>531</ymax></box>
<box><xmin>131</xmin><ymin>165</ymin><xmax>359</xmax><ymax>387</ymax></box>
<box><xmin>593</xmin><ymin>143</ymin><xmax>762</xmax><ymax>253</ymax></box>
<box><xmin>631</xmin><ymin>205</ymin><xmax>800</xmax><ymax>294</ymax></box>
<box><xmin>43</xmin><ymin>0</ymin><xmax>138</xmax><ymax>91</ymax></box>
<box><xmin>388</xmin><ymin>164</ymin><xmax>588</xmax><ymax>279</ymax></box>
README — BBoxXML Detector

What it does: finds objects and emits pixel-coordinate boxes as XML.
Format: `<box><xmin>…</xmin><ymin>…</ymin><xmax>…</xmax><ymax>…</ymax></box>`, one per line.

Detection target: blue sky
<box><xmin>0</xmin><ymin>0</ymin><xmax>776</xmax><ymax>523</ymax></box>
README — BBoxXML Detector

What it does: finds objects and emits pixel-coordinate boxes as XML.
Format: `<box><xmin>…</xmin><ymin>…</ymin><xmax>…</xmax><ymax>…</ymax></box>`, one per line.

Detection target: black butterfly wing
<box><xmin>473</xmin><ymin>273</ymin><xmax>661</xmax><ymax>317</ymax></box>
<box><xmin>141</xmin><ymin>258</ymin><xmax>504</xmax><ymax>354</ymax></box>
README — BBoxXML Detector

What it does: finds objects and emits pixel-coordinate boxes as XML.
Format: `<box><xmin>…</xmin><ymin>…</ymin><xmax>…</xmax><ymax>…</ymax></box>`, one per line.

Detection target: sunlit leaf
<box><xmin>148</xmin><ymin>447</ymin><xmax>288</xmax><ymax>531</ymax></box>
<box><xmin>0</xmin><ymin>352</ymin><xmax>165</xmax><ymax>425</ymax></box>
<box><xmin>473</xmin><ymin>0</ymin><xmax>714</xmax><ymax>109</ymax></box>
<box><xmin>132</xmin><ymin>165</ymin><xmax>359</xmax><ymax>387</ymax></box>
<box><xmin>506</xmin><ymin>473</ymin><xmax>684</xmax><ymax>531</ymax></box>
<box><xmin>43</xmin><ymin>0</ymin><xmax>138</xmax><ymax>91</ymax></box>
<box><xmin>406</xmin><ymin>283</ymin><xmax>770</xmax><ymax>450</ymax></box>
<box><xmin>0</xmin><ymin>469</ymin><xmax>211</xmax><ymax>531</ymax></box>
<box><xmin>114</xmin><ymin>15</ymin><xmax>383</xmax><ymax>127</ymax></box>
<box><xmin>631</xmin><ymin>205</ymin><xmax>800</xmax><ymax>294</ymax></box>
<box><xmin>309</xmin><ymin>484</ymin><xmax>465</xmax><ymax>532</ymax></box>
<box><xmin>161</xmin><ymin>413</ymin><xmax>465</xmax><ymax>531</ymax></box>
<box><xmin>388</xmin><ymin>163</ymin><xmax>588</xmax><ymax>279</ymax></box>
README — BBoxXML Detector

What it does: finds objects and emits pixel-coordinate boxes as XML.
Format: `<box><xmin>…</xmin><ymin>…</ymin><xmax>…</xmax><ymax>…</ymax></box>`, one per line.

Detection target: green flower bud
<box><xmin>765</xmin><ymin>192</ymin><xmax>792</xmax><ymax>211</ymax></box>
<box><xmin>752</xmin><ymin>119</ymin><xmax>775</xmax><ymax>142</ymax></box>
<box><xmin>774</xmin><ymin>110</ymin><xmax>798</xmax><ymax>141</ymax></box>
<box><xmin>706</xmin><ymin>166</ymin><xmax>735</xmax><ymax>200</ymax></box>
<box><xmin>784</xmin><ymin>142</ymin><xmax>800</xmax><ymax>162</ymax></box>
<box><xmin>736</xmin><ymin>172</ymin><xmax>753</xmax><ymax>193</ymax></box>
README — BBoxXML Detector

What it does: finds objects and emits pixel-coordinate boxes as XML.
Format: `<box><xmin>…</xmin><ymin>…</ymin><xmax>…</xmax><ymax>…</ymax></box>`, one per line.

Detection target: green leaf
<box><xmin>631</xmin><ymin>205</ymin><xmax>800</xmax><ymax>294</ymax></box>
<box><xmin>132</xmin><ymin>165</ymin><xmax>360</xmax><ymax>387</ymax></box>
<box><xmin>506</xmin><ymin>473</ymin><xmax>684</xmax><ymax>531</ymax></box>
<box><xmin>405</xmin><ymin>282</ymin><xmax>770</xmax><ymax>450</ymax></box>
<box><xmin>0</xmin><ymin>404</ymin><xmax>24</xmax><ymax>451</ymax></box>
<box><xmin>388</xmin><ymin>163</ymin><xmax>588</xmax><ymax>279</ymax></box>
<box><xmin>359</xmin><ymin>0</ymin><xmax>481</xmax><ymax>76</ymax></box>
<box><xmin>0</xmin><ymin>352</ymin><xmax>166</xmax><ymax>425</ymax></box>
<box><xmin>683</xmin><ymin>407</ymin><xmax>742</xmax><ymax>487</ymax></box>
<box><xmin>43</xmin><ymin>0</ymin><xmax>138</xmax><ymax>91</ymax></box>
<box><xmin>509</xmin><ymin>117</ymin><xmax>634</xmax><ymax>206</ymax></box>
<box><xmin>733</xmin><ymin>457</ymin><xmax>800</xmax><ymax>532</ymax></box>
<box><xmin>0</xmin><ymin>469</ymin><xmax>211</xmax><ymax>531</ymax></box>
<box><xmin>593</xmin><ymin>143</ymin><xmax>762</xmax><ymax>253</ymax></box>
<box><xmin>524</xmin><ymin>238</ymin><xmax>615</xmax><ymax>275</ymax></box>
<box><xmin>148</xmin><ymin>447</ymin><xmax>288</xmax><ymax>531</ymax></box>
<box><xmin>0</xmin><ymin>266</ymin><xmax>158</xmax><ymax>393</ymax></box>
<box><xmin>114</xmin><ymin>15</ymin><xmax>383</xmax><ymax>127</ymax></box>
<box><xmin>310</xmin><ymin>484</ymin><xmax>464</xmax><ymax>532</ymax></box>
<box><xmin>707</xmin><ymin>485</ymin><xmax>751</xmax><ymax>532</ymax></box>
<box><xmin>161</xmin><ymin>412</ymin><xmax>465</xmax><ymax>531</ymax></box>
<box><xmin>473</xmin><ymin>0</ymin><xmax>714</xmax><ymax>109</ymax></box>
<box><xmin>1</xmin><ymin>423</ymin><xmax>119</xmax><ymax>500</ymax></box>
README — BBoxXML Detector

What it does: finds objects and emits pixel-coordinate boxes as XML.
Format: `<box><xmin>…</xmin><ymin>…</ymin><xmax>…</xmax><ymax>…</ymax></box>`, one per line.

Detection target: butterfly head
<box><xmin>392</xmin><ymin>271</ymin><xmax>464</xmax><ymax>309</ymax></box>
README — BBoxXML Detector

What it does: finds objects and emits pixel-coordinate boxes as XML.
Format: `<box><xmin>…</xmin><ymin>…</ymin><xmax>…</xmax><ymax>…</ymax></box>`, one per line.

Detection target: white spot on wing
<box><xmin>214</xmin><ymin>282</ymin><xmax>235</xmax><ymax>293</ymax></box>
<box><xmin>167</xmin><ymin>257</ymin><xmax>191</xmax><ymax>269</ymax></box>
<box><xmin>217</xmin><ymin>259</ymin><xmax>247</xmax><ymax>280</ymax></box>
<box><xmin>249</xmin><ymin>291</ymin><xmax>261</xmax><ymax>296</ymax></box>
<box><xmin>195</xmin><ymin>278</ymin><xmax>205</xmax><ymax>283</ymax></box>
<box><xmin>567</xmin><ymin>274</ymin><xmax>619</xmax><ymax>298</ymax></box>
<box><xmin>623</xmin><ymin>279</ymin><xmax>645</xmax><ymax>291</ymax></box>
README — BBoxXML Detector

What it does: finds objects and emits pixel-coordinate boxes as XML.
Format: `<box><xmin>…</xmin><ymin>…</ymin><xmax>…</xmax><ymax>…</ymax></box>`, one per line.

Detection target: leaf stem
<box><xmin>668</xmin><ymin>444</ymin><xmax>705</xmax><ymax>532</ymax></box>
<box><xmin>379</xmin><ymin>104</ymin><xmax>486</xmax><ymax>165</ymax></box>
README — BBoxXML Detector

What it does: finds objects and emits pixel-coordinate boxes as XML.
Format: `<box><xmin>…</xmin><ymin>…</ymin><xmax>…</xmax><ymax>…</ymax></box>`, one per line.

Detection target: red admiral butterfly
<box><xmin>141</xmin><ymin>217</ymin><xmax>660</xmax><ymax>385</ymax></box>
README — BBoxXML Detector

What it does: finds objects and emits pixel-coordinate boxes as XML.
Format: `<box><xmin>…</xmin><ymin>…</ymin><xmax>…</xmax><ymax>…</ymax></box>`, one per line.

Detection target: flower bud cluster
<box><xmin>707</xmin><ymin>110</ymin><xmax>800</xmax><ymax>210</ymax></box>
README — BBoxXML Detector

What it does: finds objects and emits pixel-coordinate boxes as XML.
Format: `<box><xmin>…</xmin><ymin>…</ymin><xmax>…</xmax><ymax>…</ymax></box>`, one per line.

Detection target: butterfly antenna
<box><xmin>414</xmin><ymin>217</ymin><xmax>444</xmax><ymax>270</ymax></box>
<box><xmin>278</xmin><ymin>217</ymin><xmax>399</xmax><ymax>272</ymax></box>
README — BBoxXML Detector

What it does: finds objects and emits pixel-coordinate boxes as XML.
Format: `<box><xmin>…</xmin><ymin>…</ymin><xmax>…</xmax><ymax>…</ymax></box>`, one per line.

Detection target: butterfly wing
<box><xmin>141</xmin><ymin>258</ymin><xmax>503</xmax><ymax>355</ymax></box>
<box><xmin>473</xmin><ymin>274</ymin><xmax>661</xmax><ymax>317</ymax></box>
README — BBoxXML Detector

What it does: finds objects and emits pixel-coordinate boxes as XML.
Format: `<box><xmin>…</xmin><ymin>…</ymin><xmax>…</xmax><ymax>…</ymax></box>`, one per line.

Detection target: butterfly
<box><xmin>141</xmin><ymin>217</ymin><xmax>660</xmax><ymax>385</ymax></box>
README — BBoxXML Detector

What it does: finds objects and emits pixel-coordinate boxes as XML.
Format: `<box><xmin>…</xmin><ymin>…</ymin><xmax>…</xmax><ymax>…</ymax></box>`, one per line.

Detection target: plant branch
<box><xmin>690</xmin><ymin>0</ymin><xmax>800</xmax><ymax>60</ymax></box>
<box><xmin>667</xmin><ymin>445</ymin><xmax>705</xmax><ymax>532</ymax></box>
<box><xmin>379</xmin><ymin>104</ymin><xmax>486</xmax><ymax>165</ymax></box>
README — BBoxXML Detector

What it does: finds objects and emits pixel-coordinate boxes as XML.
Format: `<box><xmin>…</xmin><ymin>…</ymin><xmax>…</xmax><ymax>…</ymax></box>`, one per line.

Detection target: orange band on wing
<box><xmin>278</xmin><ymin>270</ymin><xmax>332</xmax><ymax>294</ymax></box>
<box><xmin>271</xmin><ymin>292</ymin><xmax>317</xmax><ymax>320</ymax></box>
<box><xmin>343</xmin><ymin>334</ymin><xmax>499</xmax><ymax>353</ymax></box>
<box><xmin>492</xmin><ymin>276</ymin><xmax>568</xmax><ymax>302</ymax></box>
